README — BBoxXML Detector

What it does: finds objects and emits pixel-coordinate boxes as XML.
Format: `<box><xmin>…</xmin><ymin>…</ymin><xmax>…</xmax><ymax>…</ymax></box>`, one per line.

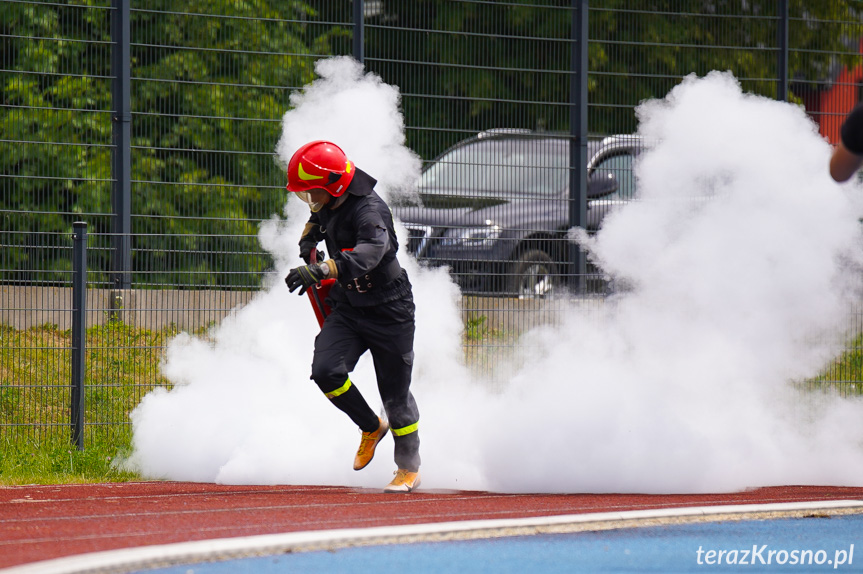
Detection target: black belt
<box><xmin>345</xmin><ymin>259</ymin><xmax>402</xmax><ymax>293</ymax></box>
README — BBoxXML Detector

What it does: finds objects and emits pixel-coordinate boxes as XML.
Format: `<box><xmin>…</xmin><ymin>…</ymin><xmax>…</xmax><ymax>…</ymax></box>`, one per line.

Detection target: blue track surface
<box><xmin>149</xmin><ymin>514</ymin><xmax>863</xmax><ymax>573</ymax></box>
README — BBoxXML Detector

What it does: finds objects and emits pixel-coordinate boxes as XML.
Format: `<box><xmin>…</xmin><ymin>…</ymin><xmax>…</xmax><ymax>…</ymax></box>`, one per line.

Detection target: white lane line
<box><xmin>2</xmin><ymin>499</ymin><xmax>862</xmax><ymax>574</ymax></box>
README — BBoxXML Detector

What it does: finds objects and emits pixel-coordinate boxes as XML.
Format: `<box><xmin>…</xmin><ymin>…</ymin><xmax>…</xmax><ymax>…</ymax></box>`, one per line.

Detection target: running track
<box><xmin>2</xmin><ymin>482</ymin><xmax>863</xmax><ymax>569</ymax></box>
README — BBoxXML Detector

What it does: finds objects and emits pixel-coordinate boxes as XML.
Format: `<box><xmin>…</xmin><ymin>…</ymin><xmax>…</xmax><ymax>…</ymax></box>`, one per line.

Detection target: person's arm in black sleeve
<box><xmin>299</xmin><ymin>212</ymin><xmax>325</xmax><ymax>264</ymax></box>
<box><xmin>830</xmin><ymin>104</ymin><xmax>863</xmax><ymax>183</ymax></box>
<box><xmin>331</xmin><ymin>204</ymin><xmax>389</xmax><ymax>282</ymax></box>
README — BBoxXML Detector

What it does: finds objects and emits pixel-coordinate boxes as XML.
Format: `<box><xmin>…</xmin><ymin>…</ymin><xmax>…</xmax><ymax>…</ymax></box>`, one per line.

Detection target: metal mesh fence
<box><xmin>126</xmin><ymin>4</ymin><xmax>334</xmax><ymax>289</ymax></box>
<box><xmin>2</xmin><ymin>0</ymin><xmax>863</xmax><ymax>445</ymax></box>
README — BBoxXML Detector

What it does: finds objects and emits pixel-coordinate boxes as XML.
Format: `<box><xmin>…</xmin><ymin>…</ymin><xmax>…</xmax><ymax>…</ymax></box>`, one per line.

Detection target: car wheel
<box><xmin>509</xmin><ymin>249</ymin><xmax>558</xmax><ymax>299</ymax></box>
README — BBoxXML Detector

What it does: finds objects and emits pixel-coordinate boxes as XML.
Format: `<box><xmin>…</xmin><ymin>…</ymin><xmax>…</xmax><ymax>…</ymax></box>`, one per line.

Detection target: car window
<box><xmin>590</xmin><ymin>152</ymin><xmax>636</xmax><ymax>201</ymax></box>
<box><xmin>419</xmin><ymin>139</ymin><xmax>569</xmax><ymax>199</ymax></box>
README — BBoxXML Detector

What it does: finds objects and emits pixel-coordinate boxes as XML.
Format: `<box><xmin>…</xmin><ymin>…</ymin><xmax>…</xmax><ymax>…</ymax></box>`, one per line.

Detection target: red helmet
<box><xmin>286</xmin><ymin>141</ymin><xmax>354</xmax><ymax>197</ymax></box>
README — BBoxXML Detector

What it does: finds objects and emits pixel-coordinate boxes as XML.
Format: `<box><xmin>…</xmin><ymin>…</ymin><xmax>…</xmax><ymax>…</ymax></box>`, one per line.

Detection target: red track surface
<box><xmin>2</xmin><ymin>482</ymin><xmax>863</xmax><ymax>569</ymax></box>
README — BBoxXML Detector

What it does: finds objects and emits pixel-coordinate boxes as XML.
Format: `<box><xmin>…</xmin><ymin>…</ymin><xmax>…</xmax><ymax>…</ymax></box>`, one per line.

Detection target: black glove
<box><xmin>299</xmin><ymin>241</ymin><xmax>323</xmax><ymax>265</ymax></box>
<box><xmin>285</xmin><ymin>263</ymin><xmax>327</xmax><ymax>295</ymax></box>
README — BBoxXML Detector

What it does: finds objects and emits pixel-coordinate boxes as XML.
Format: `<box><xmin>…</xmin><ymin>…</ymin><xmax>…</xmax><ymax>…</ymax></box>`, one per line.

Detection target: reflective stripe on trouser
<box><xmin>391</xmin><ymin>421</ymin><xmax>418</xmax><ymax>436</ymax></box>
<box><xmin>320</xmin><ymin>377</ymin><xmax>381</xmax><ymax>437</ymax></box>
<box><xmin>391</xmin><ymin>420</ymin><xmax>420</xmax><ymax>472</ymax></box>
<box><xmin>324</xmin><ymin>378</ymin><xmax>352</xmax><ymax>399</ymax></box>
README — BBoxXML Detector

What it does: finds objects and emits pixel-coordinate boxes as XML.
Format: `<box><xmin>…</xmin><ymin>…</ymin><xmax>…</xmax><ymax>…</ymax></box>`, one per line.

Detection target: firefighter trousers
<box><xmin>310</xmin><ymin>293</ymin><xmax>420</xmax><ymax>472</ymax></box>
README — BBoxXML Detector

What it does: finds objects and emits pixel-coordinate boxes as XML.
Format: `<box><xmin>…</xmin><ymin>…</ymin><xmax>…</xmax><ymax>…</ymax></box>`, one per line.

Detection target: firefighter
<box><xmin>830</xmin><ymin>103</ymin><xmax>863</xmax><ymax>183</ymax></box>
<box><xmin>284</xmin><ymin>140</ymin><xmax>421</xmax><ymax>493</ymax></box>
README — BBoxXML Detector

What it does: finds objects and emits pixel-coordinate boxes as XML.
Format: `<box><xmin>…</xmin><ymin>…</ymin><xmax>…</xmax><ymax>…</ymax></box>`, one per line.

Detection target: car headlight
<box><xmin>441</xmin><ymin>224</ymin><xmax>502</xmax><ymax>247</ymax></box>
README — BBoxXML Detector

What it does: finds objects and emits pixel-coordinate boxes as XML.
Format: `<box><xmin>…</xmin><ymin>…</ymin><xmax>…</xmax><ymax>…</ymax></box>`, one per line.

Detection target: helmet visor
<box><xmin>294</xmin><ymin>190</ymin><xmax>326</xmax><ymax>212</ymax></box>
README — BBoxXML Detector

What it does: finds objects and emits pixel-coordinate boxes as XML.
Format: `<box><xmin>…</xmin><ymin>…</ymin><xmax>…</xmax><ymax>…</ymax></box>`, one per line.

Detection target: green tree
<box><xmin>364</xmin><ymin>0</ymin><xmax>861</xmax><ymax>160</ymax></box>
<box><xmin>3</xmin><ymin>1</ymin><xmax>860</xmax><ymax>285</ymax></box>
<box><xmin>0</xmin><ymin>0</ymin><xmax>346</xmax><ymax>287</ymax></box>
<box><xmin>587</xmin><ymin>0</ymin><xmax>863</xmax><ymax>135</ymax></box>
<box><xmin>1</xmin><ymin>1</ymin><xmax>115</xmax><ymax>282</ymax></box>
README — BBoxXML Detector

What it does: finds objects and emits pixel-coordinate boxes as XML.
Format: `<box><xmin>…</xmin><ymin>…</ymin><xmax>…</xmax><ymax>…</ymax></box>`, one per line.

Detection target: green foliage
<box><xmin>0</xmin><ymin>321</ymin><xmax>181</xmax><ymax>484</ymax></box>
<box><xmin>1</xmin><ymin>0</ymin><xmax>342</xmax><ymax>287</ymax></box>
<box><xmin>0</xmin><ymin>321</ymin><xmax>179</xmax><ymax>424</ymax></box>
<box><xmin>585</xmin><ymin>0</ymin><xmax>863</xmax><ymax>135</ymax></box>
<box><xmin>368</xmin><ymin>0</ymin><xmax>862</xmax><ymax>160</ymax></box>
<box><xmin>464</xmin><ymin>315</ymin><xmax>489</xmax><ymax>342</ymax></box>
<box><xmin>805</xmin><ymin>332</ymin><xmax>863</xmax><ymax>396</ymax></box>
<box><xmin>3</xmin><ymin>1</ymin><xmax>862</xmax><ymax>284</ymax></box>
<box><xmin>0</xmin><ymin>434</ymin><xmax>140</xmax><ymax>485</ymax></box>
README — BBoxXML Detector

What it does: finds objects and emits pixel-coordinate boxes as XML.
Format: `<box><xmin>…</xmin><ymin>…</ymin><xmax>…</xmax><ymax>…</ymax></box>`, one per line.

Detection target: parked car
<box><xmin>393</xmin><ymin>130</ymin><xmax>641</xmax><ymax>297</ymax></box>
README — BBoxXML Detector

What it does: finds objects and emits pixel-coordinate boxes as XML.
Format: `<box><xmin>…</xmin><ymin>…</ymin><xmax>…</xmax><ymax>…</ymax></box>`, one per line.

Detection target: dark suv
<box><xmin>393</xmin><ymin>130</ymin><xmax>640</xmax><ymax>297</ymax></box>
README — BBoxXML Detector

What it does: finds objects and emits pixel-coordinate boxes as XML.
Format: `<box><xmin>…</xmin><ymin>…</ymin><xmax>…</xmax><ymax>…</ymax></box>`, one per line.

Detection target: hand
<box><xmin>299</xmin><ymin>241</ymin><xmax>323</xmax><ymax>264</ymax></box>
<box><xmin>285</xmin><ymin>263</ymin><xmax>327</xmax><ymax>295</ymax></box>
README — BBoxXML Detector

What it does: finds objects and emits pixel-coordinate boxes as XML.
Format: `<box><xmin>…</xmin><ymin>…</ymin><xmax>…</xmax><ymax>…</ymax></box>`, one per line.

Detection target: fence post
<box><xmin>777</xmin><ymin>0</ymin><xmax>789</xmax><ymax>101</ymax></box>
<box><xmin>353</xmin><ymin>0</ymin><xmax>364</xmax><ymax>64</ymax></box>
<box><xmin>71</xmin><ymin>222</ymin><xmax>88</xmax><ymax>451</ymax></box>
<box><xmin>111</xmin><ymin>0</ymin><xmax>132</xmax><ymax>290</ymax></box>
<box><xmin>569</xmin><ymin>0</ymin><xmax>588</xmax><ymax>292</ymax></box>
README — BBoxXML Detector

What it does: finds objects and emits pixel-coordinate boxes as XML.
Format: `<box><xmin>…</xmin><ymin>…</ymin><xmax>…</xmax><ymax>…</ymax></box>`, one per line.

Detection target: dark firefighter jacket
<box><xmin>300</xmin><ymin>168</ymin><xmax>409</xmax><ymax>307</ymax></box>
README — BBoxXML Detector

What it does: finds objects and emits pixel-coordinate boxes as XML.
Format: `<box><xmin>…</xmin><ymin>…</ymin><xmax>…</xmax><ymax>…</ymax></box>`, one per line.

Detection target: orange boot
<box><xmin>353</xmin><ymin>417</ymin><xmax>389</xmax><ymax>471</ymax></box>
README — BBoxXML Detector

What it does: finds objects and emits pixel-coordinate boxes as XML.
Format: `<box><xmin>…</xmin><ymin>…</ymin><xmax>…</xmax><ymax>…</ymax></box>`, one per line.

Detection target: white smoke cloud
<box><xmin>123</xmin><ymin>62</ymin><xmax>863</xmax><ymax>494</ymax></box>
<box><xmin>483</xmin><ymin>71</ymin><xmax>863</xmax><ymax>493</ymax></box>
<box><xmin>274</xmin><ymin>55</ymin><xmax>422</xmax><ymax>202</ymax></box>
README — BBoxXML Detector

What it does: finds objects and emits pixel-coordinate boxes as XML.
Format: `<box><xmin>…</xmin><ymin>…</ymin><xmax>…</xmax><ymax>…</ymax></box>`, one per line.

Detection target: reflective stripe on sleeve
<box><xmin>391</xmin><ymin>421</ymin><xmax>418</xmax><ymax>436</ymax></box>
<box><xmin>325</xmin><ymin>378</ymin><xmax>352</xmax><ymax>399</ymax></box>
